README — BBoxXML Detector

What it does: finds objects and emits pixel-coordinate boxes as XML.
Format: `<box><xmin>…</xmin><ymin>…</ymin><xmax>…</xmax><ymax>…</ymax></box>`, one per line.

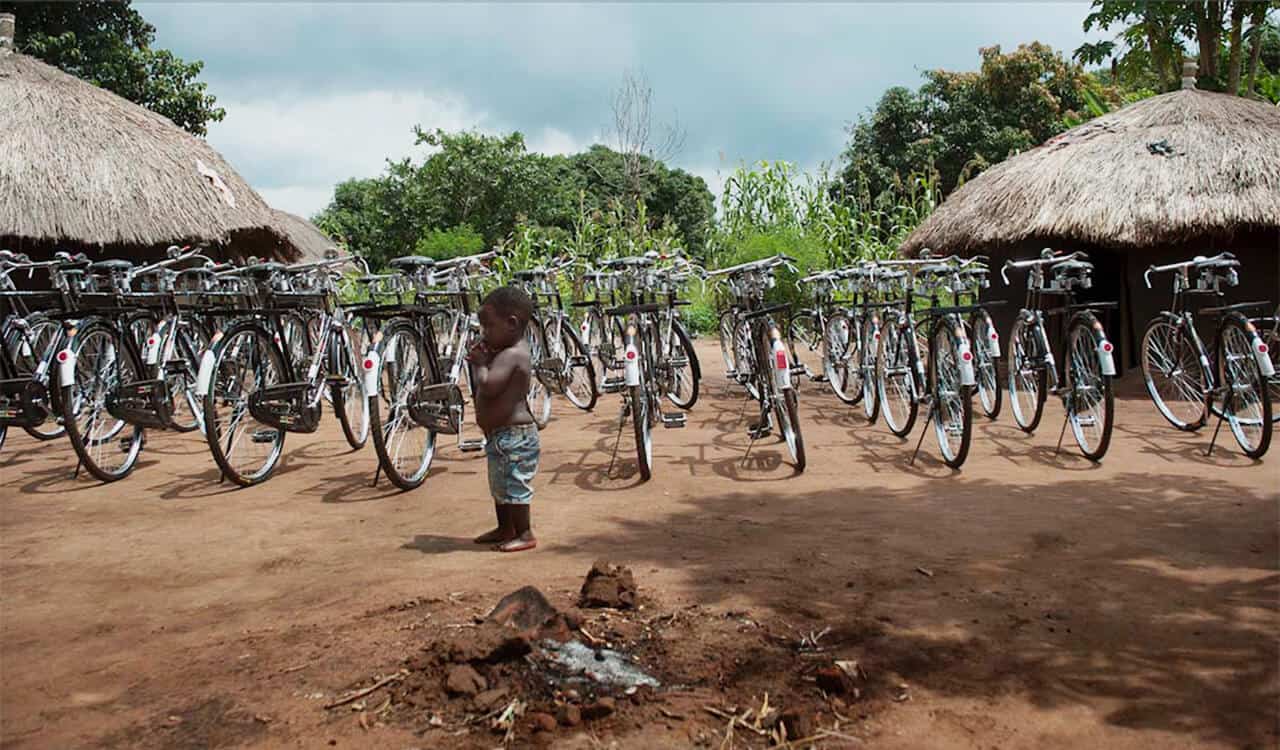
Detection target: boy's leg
<box><xmin>476</xmin><ymin>438</ymin><xmax>517</xmax><ymax>544</ymax></box>
<box><xmin>496</xmin><ymin>428</ymin><xmax>539</xmax><ymax>553</ymax></box>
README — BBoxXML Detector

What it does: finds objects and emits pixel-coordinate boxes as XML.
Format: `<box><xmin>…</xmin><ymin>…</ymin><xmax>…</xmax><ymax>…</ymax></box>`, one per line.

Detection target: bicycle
<box><xmin>360</xmin><ymin>251</ymin><xmax>495</xmax><ymax>490</ymax></box>
<box><xmin>1140</xmin><ymin>252</ymin><xmax>1273</xmax><ymax>458</ymax></box>
<box><xmin>875</xmin><ymin>255</ymin><xmax>982</xmax><ymax>469</ymax></box>
<box><xmin>197</xmin><ymin>253</ymin><xmax>369</xmax><ymax>486</ymax></box>
<box><xmin>710</xmin><ymin>255</ymin><xmax>805</xmax><ymax>472</ymax></box>
<box><xmin>791</xmin><ymin>268</ymin><xmax>856</xmax><ymax>402</ymax></box>
<box><xmin>1001</xmin><ymin>250</ymin><xmax>1117</xmax><ymax>462</ymax></box>
<box><xmin>511</xmin><ymin>259</ymin><xmax>598</xmax><ymax>423</ymax></box>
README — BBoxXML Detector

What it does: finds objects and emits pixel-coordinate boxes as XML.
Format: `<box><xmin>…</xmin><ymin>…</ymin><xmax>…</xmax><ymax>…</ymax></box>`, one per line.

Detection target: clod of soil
<box><xmin>444</xmin><ymin>664</ymin><xmax>486</xmax><ymax>696</ymax></box>
<box><xmin>578</xmin><ymin>559</ymin><xmax>638</xmax><ymax>609</ymax></box>
<box><xmin>487</xmin><ymin>585</ymin><xmax>559</xmax><ymax>630</ymax></box>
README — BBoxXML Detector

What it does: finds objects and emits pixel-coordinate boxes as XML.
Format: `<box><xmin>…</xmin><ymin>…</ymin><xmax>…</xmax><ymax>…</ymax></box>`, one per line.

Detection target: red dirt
<box><xmin>1</xmin><ymin>340</ymin><xmax>1276</xmax><ymax>749</ymax></box>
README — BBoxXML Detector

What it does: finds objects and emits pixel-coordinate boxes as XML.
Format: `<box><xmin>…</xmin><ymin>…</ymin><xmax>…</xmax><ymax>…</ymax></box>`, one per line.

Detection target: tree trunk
<box><xmin>1194</xmin><ymin>1</ymin><xmax>1224</xmax><ymax>82</ymax></box>
<box><xmin>1226</xmin><ymin>0</ymin><xmax>1247</xmax><ymax>94</ymax></box>
<box><xmin>1244</xmin><ymin>2</ymin><xmax>1268</xmax><ymax>95</ymax></box>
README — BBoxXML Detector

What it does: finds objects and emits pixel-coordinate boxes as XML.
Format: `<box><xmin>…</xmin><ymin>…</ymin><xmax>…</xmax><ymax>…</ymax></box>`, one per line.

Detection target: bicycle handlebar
<box><xmin>706</xmin><ymin>254</ymin><xmax>796</xmax><ymax>277</ymax></box>
<box><xmin>999</xmin><ymin>250</ymin><xmax>1087</xmax><ymax>285</ymax></box>
<box><xmin>1143</xmin><ymin>252</ymin><xmax>1238</xmax><ymax>289</ymax></box>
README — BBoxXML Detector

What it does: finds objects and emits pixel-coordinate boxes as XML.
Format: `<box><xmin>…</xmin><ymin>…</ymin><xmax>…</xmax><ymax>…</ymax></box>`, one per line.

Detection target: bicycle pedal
<box><xmin>538</xmin><ymin>357</ymin><xmax>565</xmax><ymax>373</ymax></box>
<box><xmin>724</xmin><ymin>368</ymin><xmax>738</xmax><ymax>378</ymax></box>
<box><xmin>119</xmin><ymin>437</ymin><xmax>135</xmax><ymax>452</ymax></box>
<box><xmin>601</xmin><ymin>376</ymin><xmax>626</xmax><ymax>393</ymax></box>
<box><xmin>811</xmin><ymin>374</ymin><xmax>829</xmax><ymax>383</ymax></box>
<box><xmin>660</xmin><ymin>412</ymin><xmax>687</xmax><ymax>428</ymax></box>
<box><xmin>458</xmin><ymin>438</ymin><xmax>485</xmax><ymax>452</ymax></box>
<box><xmin>324</xmin><ymin>374</ymin><xmax>350</xmax><ymax>386</ymax></box>
<box><xmin>668</xmin><ymin>356</ymin><xmax>688</xmax><ymax>368</ymax></box>
<box><xmin>747</xmin><ymin>423</ymin><xmax>771</xmax><ymax>440</ymax></box>
<box><xmin>1075</xmin><ymin>416</ymin><xmax>1098</xmax><ymax>427</ymax></box>
<box><xmin>569</xmin><ymin>355</ymin><xmax>591</xmax><ymax>367</ymax></box>
<box><xmin>608</xmin><ymin>359</ymin><xmax>625</xmax><ymax>370</ymax></box>
<box><xmin>251</xmin><ymin>429</ymin><xmax>279</xmax><ymax>444</ymax></box>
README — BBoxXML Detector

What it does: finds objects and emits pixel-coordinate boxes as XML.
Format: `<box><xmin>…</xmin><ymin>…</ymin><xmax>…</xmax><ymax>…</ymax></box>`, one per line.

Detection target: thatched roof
<box><xmin>0</xmin><ymin>36</ymin><xmax>299</xmax><ymax>260</ymax></box>
<box><xmin>901</xmin><ymin>89</ymin><xmax>1280</xmax><ymax>256</ymax></box>
<box><xmin>272</xmin><ymin>210</ymin><xmax>343</xmax><ymax>262</ymax></box>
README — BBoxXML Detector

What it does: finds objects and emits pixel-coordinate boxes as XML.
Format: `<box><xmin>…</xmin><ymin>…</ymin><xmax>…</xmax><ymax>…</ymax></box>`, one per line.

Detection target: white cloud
<box><xmin>526</xmin><ymin>127</ymin><xmax>596</xmax><ymax>157</ymax></box>
<box><xmin>208</xmin><ymin>89</ymin><xmax>486</xmax><ymax>216</ymax></box>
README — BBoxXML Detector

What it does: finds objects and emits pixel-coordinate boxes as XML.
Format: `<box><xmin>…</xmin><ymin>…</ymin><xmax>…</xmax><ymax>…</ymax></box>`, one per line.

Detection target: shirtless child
<box><xmin>466</xmin><ymin>286</ymin><xmax>540</xmax><ymax>553</ymax></box>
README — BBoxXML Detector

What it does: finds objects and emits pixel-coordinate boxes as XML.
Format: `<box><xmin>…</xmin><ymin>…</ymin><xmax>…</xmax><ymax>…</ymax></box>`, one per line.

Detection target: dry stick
<box><xmin>703</xmin><ymin>707</ymin><xmax>767</xmax><ymax>737</ymax></box>
<box><xmin>323</xmin><ymin>670</ymin><xmax>406</xmax><ymax>710</ymax></box>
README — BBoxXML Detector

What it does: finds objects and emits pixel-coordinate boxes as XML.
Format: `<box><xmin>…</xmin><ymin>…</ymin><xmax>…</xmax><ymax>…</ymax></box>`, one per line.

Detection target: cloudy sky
<box><xmin>139</xmin><ymin>3</ymin><xmax>1108</xmax><ymax>218</ymax></box>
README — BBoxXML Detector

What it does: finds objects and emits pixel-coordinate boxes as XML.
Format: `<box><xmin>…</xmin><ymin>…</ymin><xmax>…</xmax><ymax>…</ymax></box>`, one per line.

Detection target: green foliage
<box><xmin>837</xmin><ymin>43</ymin><xmax>1112</xmax><ymax>202</ymax></box>
<box><xmin>415</xmin><ymin>225</ymin><xmax>485</xmax><ymax>261</ymax></box>
<box><xmin>0</xmin><ymin>1</ymin><xmax>224</xmax><ymax>135</ymax></box>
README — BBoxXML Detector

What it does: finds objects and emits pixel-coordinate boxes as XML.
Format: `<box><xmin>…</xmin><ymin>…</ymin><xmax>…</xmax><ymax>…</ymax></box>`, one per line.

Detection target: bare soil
<box><xmin>1</xmin><ymin>341</ymin><xmax>1276</xmax><ymax>749</ymax></box>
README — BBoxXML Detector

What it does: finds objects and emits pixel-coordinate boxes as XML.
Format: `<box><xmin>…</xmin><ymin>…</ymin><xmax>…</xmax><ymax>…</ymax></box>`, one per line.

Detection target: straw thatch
<box><xmin>900</xmin><ymin>89</ymin><xmax>1280</xmax><ymax>256</ymax></box>
<box><xmin>0</xmin><ymin>43</ymin><xmax>299</xmax><ymax>260</ymax></box>
<box><xmin>272</xmin><ymin>209</ymin><xmax>343</xmax><ymax>262</ymax></box>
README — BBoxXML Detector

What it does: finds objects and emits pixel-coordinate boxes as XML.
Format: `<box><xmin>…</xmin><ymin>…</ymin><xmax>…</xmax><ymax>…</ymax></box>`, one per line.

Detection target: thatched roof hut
<box><xmin>901</xmin><ymin>78</ymin><xmax>1280</xmax><ymax>369</ymax></box>
<box><xmin>271</xmin><ymin>210</ymin><xmax>344</xmax><ymax>262</ymax></box>
<box><xmin>0</xmin><ymin>14</ymin><xmax>299</xmax><ymax>261</ymax></box>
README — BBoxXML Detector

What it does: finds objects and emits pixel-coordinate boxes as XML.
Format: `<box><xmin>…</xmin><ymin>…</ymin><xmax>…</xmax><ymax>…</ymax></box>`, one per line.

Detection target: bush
<box><xmin>415</xmin><ymin>224</ymin><xmax>485</xmax><ymax>261</ymax></box>
<box><xmin>707</xmin><ymin>227</ymin><xmax>828</xmax><ymax>315</ymax></box>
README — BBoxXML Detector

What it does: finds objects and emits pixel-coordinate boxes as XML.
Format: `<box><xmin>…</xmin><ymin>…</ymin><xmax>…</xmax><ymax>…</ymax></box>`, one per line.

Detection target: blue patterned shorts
<box><xmin>486</xmin><ymin>423</ymin><xmax>540</xmax><ymax>505</ymax></box>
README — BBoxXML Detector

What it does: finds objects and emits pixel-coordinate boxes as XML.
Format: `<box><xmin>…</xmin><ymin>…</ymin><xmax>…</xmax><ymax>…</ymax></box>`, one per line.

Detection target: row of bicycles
<box><xmin>1</xmin><ymin>244</ymin><xmax>1273</xmax><ymax>489</ymax></box>
<box><xmin>786</xmin><ymin>249</ymin><xmax>1277</xmax><ymax>465</ymax></box>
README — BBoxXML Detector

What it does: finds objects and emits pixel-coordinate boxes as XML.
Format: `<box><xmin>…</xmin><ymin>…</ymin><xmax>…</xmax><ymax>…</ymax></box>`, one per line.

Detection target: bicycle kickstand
<box><xmin>908</xmin><ymin>404</ymin><xmax>933</xmax><ymax>466</ymax></box>
<box><xmin>1054</xmin><ymin>411</ymin><xmax>1070</xmax><ymax>456</ymax></box>
<box><xmin>606</xmin><ymin>406</ymin><xmax>626</xmax><ymax>478</ymax></box>
<box><xmin>1205</xmin><ymin>390</ymin><xmax>1230</xmax><ymax>457</ymax></box>
<box><xmin>370</xmin><ymin>462</ymin><xmax>382</xmax><ymax>488</ymax></box>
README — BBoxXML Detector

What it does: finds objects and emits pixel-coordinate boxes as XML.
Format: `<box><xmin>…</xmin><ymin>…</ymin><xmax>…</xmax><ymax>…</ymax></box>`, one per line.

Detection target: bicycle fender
<box><xmin>56</xmin><ymin>345</ymin><xmax>76</xmax><ymax>385</ymax></box>
<box><xmin>622</xmin><ymin>328</ymin><xmax>641</xmax><ymax>386</ymax></box>
<box><xmin>984</xmin><ymin>319</ymin><xmax>1001</xmax><ymax>358</ymax></box>
<box><xmin>1252</xmin><ymin>333</ymin><xmax>1275</xmax><ymax>378</ymax></box>
<box><xmin>194</xmin><ymin>330</ymin><xmax>223</xmax><ymax>398</ymax></box>
<box><xmin>955</xmin><ymin>331</ymin><xmax>977</xmax><ymax>387</ymax></box>
<box><xmin>362</xmin><ymin>349</ymin><xmax>381</xmax><ymax>396</ymax></box>
<box><xmin>1091</xmin><ymin>319</ymin><xmax>1117</xmax><ymax>376</ymax></box>
<box><xmin>143</xmin><ymin>320</ymin><xmax>165</xmax><ymax>365</ymax></box>
<box><xmin>770</xmin><ymin>334</ymin><xmax>792</xmax><ymax>391</ymax></box>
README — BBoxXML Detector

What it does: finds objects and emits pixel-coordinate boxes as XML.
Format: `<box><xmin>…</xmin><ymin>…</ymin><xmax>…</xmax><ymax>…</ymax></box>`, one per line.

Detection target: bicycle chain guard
<box><xmin>408</xmin><ymin>382</ymin><xmax>464</xmax><ymax>434</ymax></box>
<box><xmin>248</xmin><ymin>382</ymin><xmax>321</xmax><ymax>433</ymax></box>
<box><xmin>105</xmin><ymin>378</ymin><xmax>174</xmax><ymax>429</ymax></box>
<box><xmin>0</xmin><ymin>378</ymin><xmax>48</xmax><ymax>427</ymax></box>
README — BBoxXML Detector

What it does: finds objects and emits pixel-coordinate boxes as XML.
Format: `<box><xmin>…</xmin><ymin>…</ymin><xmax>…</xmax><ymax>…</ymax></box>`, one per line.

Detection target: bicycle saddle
<box><xmin>389</xmin><ymin>256</ymin><xmax>435</xmax><ymax>271</ymax></box>
<box><xmin>88</xmin><ymin>259</ymin><xmax>134</xmax><ymax>273</ymax></box>
<box><xmin>1051</xmin><ymin>259</ymin><xmax>1094</xmax><ymax>274</ymax></box>
<box><xmin>603</xmin><ymin>257</ymin><xmax>653</xmax><ymax>268</ymax></box>
<box><xmin>244</xmin><ymin>261</ymin><xmax>286</xmax><ymax>276</ymax></box>
<box><xmin>513</xmin><ymin>269</ymin><xmax>546</xmax><ymax>280</ymax></box>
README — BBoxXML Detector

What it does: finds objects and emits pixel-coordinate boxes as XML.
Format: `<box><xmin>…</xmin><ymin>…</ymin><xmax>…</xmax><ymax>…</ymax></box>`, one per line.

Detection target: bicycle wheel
<box><xmin>1216</xmin><ymin>316</ymin><xmax>1272</xmax><ymax>458</ymax></box>
<box><xmin>734</xmin><ymin>317</ymin><xmax>761</xmax><ymax>400</ymax></box>
<box><xmin>368</xmin><ymin>322</ymin><xmax>437</xmax><ymax>490</ymax></box>
<box><xmin>331</xmin><ymin>325</ymin><xmax>370</xmax><ymax>450</ymax></box>
<box><xmin>664</xmin><ymin>320</ymin><xmax>700</xmax><ymax>410</ymax></box>
<box><xmin>717</xmin><ymin>309</ymin><xmax>738</xmax><ymax>376</ymax></box>
<box><xmin>60</xmin><ymin>323</ymin><xmax>144</xmax><ymax>482</ymax></box>
<box><xmin>789</xmin><ymin>312</ymin><xmax>821</xmax><ymax>387</ymax></box>
<box><xmin>631</xmin><ymin>384</ymin><xmax>653</xmax><ymax>481</ymax></box>
<box><xmin>584</xmin><ymin>308</ymin><xmax>611</xmax><ymax>389</ymax></box>
<box><xmin>970</xmin><ymin>310</ymin><xmax>1002</xmax><ymax>420</ymax></box>
<box><xmin>561</xmin><ymin>324</ymin><xmax>598</xmax><ymax>411</ymax></box>
<box><xmin>6</xmin><ymin>316</ymin><xmax>66</xmax><ymax>440</ymax></box>
<box><xmin>203</xmin><ymin>323</ymin><xmax>287</xmax><ymax>487</ymax></box>
<box><xmin>525</xmin><ymin>317</ymin><xmax>553</xmax><ymax>428</ymax></box>
<box><xmin>1264</xmin><ymin>325</ymin><xmax>1280</xmax><ymax>423</ymax></box>
<box><xmin>860</xmin><ymin>313</ymin><xmax>880</xmax><ymax>423</ymax></box>
<box><xmin>1141</xmin><ymin>317</ymin><xmax>1208</xmax><ymax>431</ymax></box>
<box><xmin>877</xmin><ymin>319</ymin><xmax>917</xmax><ymax>438</ymax></box>
<box><xmin>930</xmin><ymin>321</ymin><xmax>972</xmax><ymax>468</ymax></box>
<box><xmin>772</xmin><ymin>386</ymin><xmax>806</xmax><ymax>471</ymax></box>
<box><xmin>279</xmin><ymin>312</ymin><xmax>313</xmax><ymax>374</ymax></box>
<box><xmin>822</xmin><ymin>313</ymin><xmax>861</xmax><ymax>405</ymax></box>
<box><xmin>165</xmin><ymin>319</ymin><xmax>210</xmax><ymax>433</ymax></box>
<box><xmin>1065</xmin><ymin>318</ymin><xmax>1113</xmax><ymax>461</ymax></box>
<box><xmin>1007</xmin><ymin>314</ymin><xmax>1046</xmax><ymax>433</ymax></box>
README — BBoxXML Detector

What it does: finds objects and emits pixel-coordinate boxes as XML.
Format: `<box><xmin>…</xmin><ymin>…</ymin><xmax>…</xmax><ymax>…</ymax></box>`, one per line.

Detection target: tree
<box><xmin>0</xmin><ymin>1</ymin><xmax>225</xmax><ymax>135</ymax></box>
<box><xmin>607</xmin><ymin>70</ymin><xmax>687</xmax><ymax>215</ymax></box>
<box><xmin>837</xmin><ymin>43</ymin><xmax>1108</xmax><ymax>203</ymax></box>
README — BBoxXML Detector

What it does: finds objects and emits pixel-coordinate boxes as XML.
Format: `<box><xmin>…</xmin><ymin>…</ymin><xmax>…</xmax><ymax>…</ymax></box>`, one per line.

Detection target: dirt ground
<box><xmin>1</xmin><ymin>340</ymin><xmax>1276</xmax><ymax>749</ymax></box>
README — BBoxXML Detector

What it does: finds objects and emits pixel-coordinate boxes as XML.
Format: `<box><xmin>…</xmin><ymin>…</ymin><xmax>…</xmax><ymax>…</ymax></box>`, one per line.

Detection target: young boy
<box><xmin>467</xmin><ymin>286</ymin><xmax>540</xmax><ymax>553</ymax></box>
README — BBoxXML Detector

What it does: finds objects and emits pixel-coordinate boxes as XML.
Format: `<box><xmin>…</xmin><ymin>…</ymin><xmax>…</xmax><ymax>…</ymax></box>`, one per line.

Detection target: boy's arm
<box><xmin>472</xmin><ymin>347</ymin><xmax>527</xmax><ymax>399</ymax></box>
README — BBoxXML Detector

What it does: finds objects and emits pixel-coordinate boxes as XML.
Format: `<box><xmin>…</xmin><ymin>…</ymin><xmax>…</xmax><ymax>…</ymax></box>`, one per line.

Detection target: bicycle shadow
<box><xmin>19</xmin><ymin>458</ymin><xmax>161</xmax><ymax>494</ymax></box>
<box><xmin>312</xmin><ymin>466</ymin><xmax>450</xmax><ymax>504</ymax></box>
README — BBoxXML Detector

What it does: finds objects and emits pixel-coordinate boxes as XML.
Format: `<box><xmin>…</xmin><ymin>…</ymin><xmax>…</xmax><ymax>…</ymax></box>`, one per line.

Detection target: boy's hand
<box><xmin>466</xmin><ymin>341</ymin><xmax>493</xmax><ymax>366</ymax></box>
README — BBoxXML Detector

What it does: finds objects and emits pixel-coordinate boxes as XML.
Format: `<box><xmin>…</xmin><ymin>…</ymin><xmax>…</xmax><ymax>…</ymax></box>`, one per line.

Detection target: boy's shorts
<box><xmin>486</xmin><ymin>423</ymin><xmax>540</xmax><ymax>505</ymax></box>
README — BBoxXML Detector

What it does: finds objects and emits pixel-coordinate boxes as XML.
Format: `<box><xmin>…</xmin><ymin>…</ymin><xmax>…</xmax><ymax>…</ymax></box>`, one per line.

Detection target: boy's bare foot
<box><xmin>474</xmin><ymin>528</ymin><xmax>515</xmax><ymax>544</ymax></box>
<box><xmin>495</xmin><ymin>536</ymin><xmax>537</xmax><ymax>553</ymax></box>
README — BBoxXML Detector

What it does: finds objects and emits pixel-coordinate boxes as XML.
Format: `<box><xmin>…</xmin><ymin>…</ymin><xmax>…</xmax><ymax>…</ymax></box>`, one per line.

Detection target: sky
<box><xmin>139</xmin><ymin>2</ymin><xmax>1109</xmax><ymax>219</ymax></box>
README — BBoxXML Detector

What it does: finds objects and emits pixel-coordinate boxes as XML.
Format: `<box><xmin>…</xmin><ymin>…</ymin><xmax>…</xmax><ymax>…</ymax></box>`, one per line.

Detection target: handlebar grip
<box><xmin>1144</xmin><ymin>266</ymin><xmax>1154</xmax><ymax>289</ymax></box>
<box><xmin>999</xmin><ymin>261</ymin><xmax>1012</xmax><ymax>286</ymax></box>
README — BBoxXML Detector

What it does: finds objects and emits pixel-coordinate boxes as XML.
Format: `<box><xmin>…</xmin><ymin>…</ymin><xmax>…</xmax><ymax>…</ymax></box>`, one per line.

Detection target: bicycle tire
<box><xmin>1216</xmin><ymin>315</ymin><xmax>1272</xmax><ymax>458</ymax></box>
<box><xmin>561</xmin><ymin>324</ymin><xmax>598</xmax><ymax>411</ymax></box>
<box><xmin>331</xmin><ymin>324</ymin><xmax>370</xmax><ymax>450</ymax></box>
<box><xmin>789</xmin><ymin>312</ymin><xmax>821</xmax><ymax>387</ymax></box>
<box><xmin>717</xmin><ymin>309</ymin><xmax>738</xmax><ymax>376</ymax></box>
<box><xmin>860</xmin><ymin>313</ymin><xmax>880</xmax><ymax>423</ymax></box>
<box><xmin>878</xmin><ymin>318</ymin><xmax>917</xmax><ymax>438</ymax></box>
<box><xmin>930</xmin><ymin>319</ymin><xmax>972</xmax><ymax>469</ymax></box>
<box><xmin>60</xmin><ymin>321</ymin><xmax>145</xmax><ymax>482</ymax></box>
<box><xmin>526</xmin><ymin>316</ymin><xmax>553</xmax><ymax>429</ymax></box>
<box><xmin>165</xmin><ymin>319</ymin><xmax>210</xmax><ymax>433</ymax></box>
<box><xmin>665</xmin><ymin>320</ymin><xmax>700</xmax><ymax>410</ymax></box>
<box><xmin>822</xmin><ymin>313</ymin><xmax>861</xmax><ymax>405</ymax></box>
<box><xmin>6</xmin><ymin>316</ymin><xmax>66</xmax><ymax>440</ymax></box>
<box><xmin>1065</xmin><ymin>316</ymin><xmax>1114</xmax><ymax>461</ymax></box>
<box><xmin>631</xmin><ymin>383</ymin><xmax>652</xmax><ymax>481</ymax></box>
<box><xmin>1007</xmin><ymin>314</ymin><xmax>1047</xmax><ymax>433</ymax></box>
<box><xmin>1140</xmin><ymin>315</ymin><xmax>1209</xmax><ymax>431</ymax></box>
<box><xmin>368</xmin><ymin>320</ymin><xmax>437</xmax><ymax>490</ymax></box>
<box><xmin>203</xmin><ymin>322</ymin><xmax>288</xmax><ymax>487</ymax></box>
<box><xmin>970</xmin><ymin>310</ymin><xmax>1002</xmax><ymax>420</ymax></box>
<box><xmin>774</xmin><ymin>387</ymin><xmax>806</xmax><ymax>471</ymax></box>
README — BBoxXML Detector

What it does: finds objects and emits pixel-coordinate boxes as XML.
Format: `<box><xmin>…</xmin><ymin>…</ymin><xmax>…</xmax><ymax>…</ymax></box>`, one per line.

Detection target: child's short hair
<box><xmin>482</xmin><ymin>286</ymin><xmax>534</xmax><ymax>330</ymax></box>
